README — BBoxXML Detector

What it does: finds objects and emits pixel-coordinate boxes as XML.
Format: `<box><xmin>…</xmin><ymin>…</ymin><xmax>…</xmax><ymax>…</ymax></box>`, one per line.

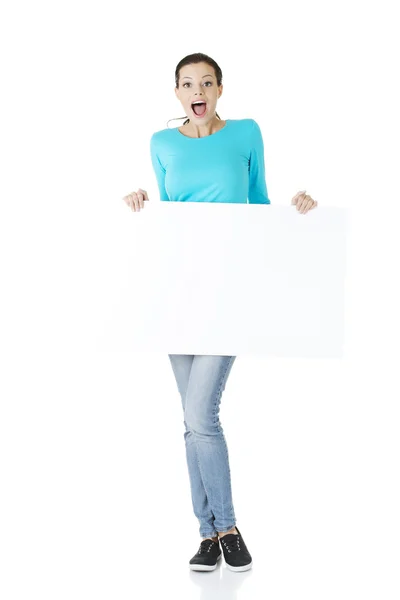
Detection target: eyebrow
<box><xmin>181</xmin><ymin>74</ymin><xmax>213</xmax><ymax>80</ymax></box>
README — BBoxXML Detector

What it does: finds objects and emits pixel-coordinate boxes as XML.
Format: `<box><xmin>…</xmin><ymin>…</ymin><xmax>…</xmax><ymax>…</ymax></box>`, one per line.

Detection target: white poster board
<box><xmin>99</xmin><ymin>202</ymin><xmax>347</xmax><ymax>357</ymax></box>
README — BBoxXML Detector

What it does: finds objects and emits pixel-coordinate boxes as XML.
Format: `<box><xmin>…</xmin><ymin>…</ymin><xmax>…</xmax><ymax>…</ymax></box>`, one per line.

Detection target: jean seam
<box><xmin>212</xmin><ymin>355</ymin><xmax>235</xmax><ymax>430</ymax></box>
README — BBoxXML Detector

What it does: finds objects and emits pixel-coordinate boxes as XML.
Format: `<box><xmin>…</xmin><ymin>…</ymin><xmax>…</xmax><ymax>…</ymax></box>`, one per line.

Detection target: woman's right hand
<box><xmin>122</xmin><ymin>188</ymin><xmax>149</xmax><ymax>212</ymax></box>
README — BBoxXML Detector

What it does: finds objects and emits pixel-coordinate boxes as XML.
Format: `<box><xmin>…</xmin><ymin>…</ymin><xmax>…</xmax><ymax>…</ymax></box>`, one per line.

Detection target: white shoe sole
<box><xmin>225</xmin><ymin>560</ymin><xmax>253</xmax><ymax>572</ymax></box>
<box><xmin>189</xmin><ymin>553</ymin><xmax>222</xmax><ymax>571</ymax></box>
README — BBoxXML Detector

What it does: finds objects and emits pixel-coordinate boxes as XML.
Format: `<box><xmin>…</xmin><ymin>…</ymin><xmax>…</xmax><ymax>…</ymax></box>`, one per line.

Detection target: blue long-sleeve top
<box><xmin>149</xmin><ymin>118</ymin><xmax>271</xmax><ymax>204</ymax></box>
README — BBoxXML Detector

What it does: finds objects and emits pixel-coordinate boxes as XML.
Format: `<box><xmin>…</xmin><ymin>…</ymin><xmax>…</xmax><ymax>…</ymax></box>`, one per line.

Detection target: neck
<box><xmin>187</xmin><ymin>115</ymin><xmax>221</xmax><ymax>138</ymax></box>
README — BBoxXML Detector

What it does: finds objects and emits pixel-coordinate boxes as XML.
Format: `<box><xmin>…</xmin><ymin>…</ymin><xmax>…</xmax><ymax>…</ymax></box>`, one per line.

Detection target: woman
<box><xmin>122</xmin><ymin>53</ymin><xmax>318</xmax><ymax>572</ymax></box>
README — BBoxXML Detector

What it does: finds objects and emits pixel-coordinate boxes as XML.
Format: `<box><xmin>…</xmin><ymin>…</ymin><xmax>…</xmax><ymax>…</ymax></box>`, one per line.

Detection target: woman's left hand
<box><xmin>291</xmin><ymin>190</ymin><xmax>318</xmax><ymax>214</ymax></box>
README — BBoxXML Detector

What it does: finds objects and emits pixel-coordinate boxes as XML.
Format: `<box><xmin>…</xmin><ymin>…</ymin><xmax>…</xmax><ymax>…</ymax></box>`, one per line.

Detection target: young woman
<box><xmin>123</xmin><ymin>52</ymin><xmax>318</xmax><ymax>572</ymax></box>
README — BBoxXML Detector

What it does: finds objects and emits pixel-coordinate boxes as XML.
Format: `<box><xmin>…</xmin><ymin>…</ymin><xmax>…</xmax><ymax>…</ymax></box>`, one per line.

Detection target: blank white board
<box><xmin>99</xmin><ymin>202</ymin><xmax>347</xmax><ymax>357</ymax></box>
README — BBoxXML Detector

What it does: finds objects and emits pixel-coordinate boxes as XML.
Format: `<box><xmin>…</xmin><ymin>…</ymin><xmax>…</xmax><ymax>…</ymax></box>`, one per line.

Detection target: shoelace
<box><xmin>221</xmin><ymin>535</ymin><xmax>241</xmax><ymax>553</ymax></box>
<box><xmin>198</xmin><ymin>540</ymin><xmax>217</xmax><ymax>554</ymax></box>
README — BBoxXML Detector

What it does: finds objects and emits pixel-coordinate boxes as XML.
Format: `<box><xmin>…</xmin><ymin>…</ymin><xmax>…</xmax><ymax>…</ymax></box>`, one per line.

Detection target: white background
<box><xmin>1</xmin><ymin>1</ymin><xmax>399</xmax><ymax>598</ymax></box>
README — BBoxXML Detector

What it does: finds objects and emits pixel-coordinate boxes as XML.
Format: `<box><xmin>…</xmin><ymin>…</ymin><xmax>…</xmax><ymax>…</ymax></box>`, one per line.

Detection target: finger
<box><xmin>296</xmin><ymin>194</ymin><xmax>309</xmax><ymax>211</ymax></box>
<box><xmin>138</xmin><ymin>188</ymin><xmax>149</xmax><ymax>202</ymax></box>
<box><xmin>128</xmin><ymin>193</ymin><xmax>138</xmax><ymax>211</ymax></box>
<box><xmin>299</xmin><ymin>199</ymin><xmax>314</xmax><ymax>213</ymax></box>
<box><xmin>132</xmin><ymin>193</ymin><xmax>141</xmax><ymax>211</ymax></box>
<box><xmin>136</xmin><ymin>191</ymin><xmax>145</xmax><ymax>209</ymax></box>
<box><xmin>123</xmin><ymin>193</ymin><xmax>136</xmax><ymax>211</ymax></box>
<box><xmin>291</xmin><ymin>190</ymin><xmax>306</xmax><ymax>205</ymax></box>
<box><xmin>132</xmin><ymin>196</ymin><xmax>138</xmax><ymax>211</ymax></box>
<box><xmin>297</xmin><ymin>195</ymin><xmax>311</xmax><ymax>212</ymax></box>
<box><xmin>293</xmin><ymin>192</ymin><xmax>307</xmax><ymax>206</ymax></box>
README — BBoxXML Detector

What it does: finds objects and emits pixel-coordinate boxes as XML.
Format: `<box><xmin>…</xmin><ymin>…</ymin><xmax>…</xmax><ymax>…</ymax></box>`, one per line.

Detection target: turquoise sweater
<box><xmin>149</xmin><ymin>118</ymin><xmax>271</xmax><ymax>204</ymax></box>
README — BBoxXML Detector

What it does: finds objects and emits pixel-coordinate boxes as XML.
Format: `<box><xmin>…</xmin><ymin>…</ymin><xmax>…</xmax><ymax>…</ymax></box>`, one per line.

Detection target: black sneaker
<box><xmin>189</xmin><ymin>538</ymin><xmax>222</xmax><ymax>571</ymax></box>
<box><xmin>219</xmin><ymin>526</ymin><xmax>253</xmax><ymax>572</ymax></box>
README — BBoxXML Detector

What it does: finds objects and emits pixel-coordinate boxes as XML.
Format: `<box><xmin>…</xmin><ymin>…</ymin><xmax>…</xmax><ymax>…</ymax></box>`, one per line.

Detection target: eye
<box><xmin>183</xmin><ymin>81</ymin><xmax>212</xmax><ymax>88</ymax></box>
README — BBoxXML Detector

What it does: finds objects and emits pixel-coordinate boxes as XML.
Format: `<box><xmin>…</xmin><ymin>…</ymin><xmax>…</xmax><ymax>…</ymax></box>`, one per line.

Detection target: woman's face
<box><xmin>175</xmin><ymin>62</ymin><xmax>223</xmax><ymax>123</ymax></box>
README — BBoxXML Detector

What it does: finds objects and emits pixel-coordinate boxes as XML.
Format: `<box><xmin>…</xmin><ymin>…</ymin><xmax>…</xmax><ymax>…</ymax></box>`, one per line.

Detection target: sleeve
<box><xmin>248</xmin><ymin>119</ymin><xmax>271</xmax><ymax>204</ymax></box>
<box><xmin>150</xmin><ymin>133</ymin><xmax>170</xmax><ymax>201</ymax></box>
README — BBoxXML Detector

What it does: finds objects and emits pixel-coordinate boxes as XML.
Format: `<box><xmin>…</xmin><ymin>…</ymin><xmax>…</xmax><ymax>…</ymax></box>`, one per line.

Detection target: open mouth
<box><xmin>191</xmin><ymin>101</ymin><xmax>207</xmax><ymax>117</ymax></box>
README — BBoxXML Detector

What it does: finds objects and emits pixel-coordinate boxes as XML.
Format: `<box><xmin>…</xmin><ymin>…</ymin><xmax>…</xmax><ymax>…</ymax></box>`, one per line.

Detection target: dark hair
<box><xmin>167</xmin><ymin>53</ymin><xmax>223</xmax><ymax>128</ymax></box>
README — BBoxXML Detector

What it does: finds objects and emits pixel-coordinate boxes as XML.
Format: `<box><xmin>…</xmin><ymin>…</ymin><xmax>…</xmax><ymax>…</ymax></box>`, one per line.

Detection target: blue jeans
<box><xmin>168</xmin><ymin>354</ymin><xmax>237</xmax><ymax>539</ymax></box>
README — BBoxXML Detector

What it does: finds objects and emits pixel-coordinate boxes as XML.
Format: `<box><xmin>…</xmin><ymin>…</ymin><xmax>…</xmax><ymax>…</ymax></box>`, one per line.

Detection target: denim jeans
<box><xmin>168</xmin><ymin>353</ymin><xmax>237</xmax><ymax>539</ymax></box>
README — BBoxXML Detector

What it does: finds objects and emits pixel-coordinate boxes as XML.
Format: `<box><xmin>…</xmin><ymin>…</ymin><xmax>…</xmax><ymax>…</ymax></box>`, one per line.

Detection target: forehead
<box><xmin>180</xmin><ymin>64</ymin><xmax>214</xmax><ymax>80</ymax></box>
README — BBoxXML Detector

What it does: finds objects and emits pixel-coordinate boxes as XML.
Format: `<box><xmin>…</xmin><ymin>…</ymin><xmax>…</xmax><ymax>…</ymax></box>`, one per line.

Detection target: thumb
<box><xmin>291</xmin><ymin>190</ymin><xmax>306</xmax><ymax>204</ymax></box>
